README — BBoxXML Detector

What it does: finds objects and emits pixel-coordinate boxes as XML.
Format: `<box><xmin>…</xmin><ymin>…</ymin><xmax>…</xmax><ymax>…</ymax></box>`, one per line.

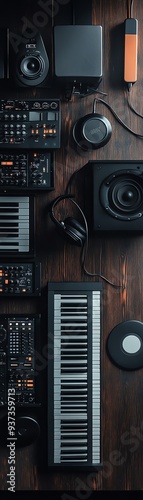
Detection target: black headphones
<box><xmin>48</xmin><ymin>194</ymin><xmax>87</xmax><ymax>247</ymax></box>
<box><xmin>73</xmin><ymin>98</ymin><xmax>112</xmax><ymax>151</ymax></box>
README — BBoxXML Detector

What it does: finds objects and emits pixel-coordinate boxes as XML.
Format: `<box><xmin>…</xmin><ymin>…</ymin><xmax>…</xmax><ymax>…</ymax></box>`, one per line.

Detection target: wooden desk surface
<box><xmin>0</xmin><ymin>0</ymin><xmax>143</xmax><ymax>493</ymax></box>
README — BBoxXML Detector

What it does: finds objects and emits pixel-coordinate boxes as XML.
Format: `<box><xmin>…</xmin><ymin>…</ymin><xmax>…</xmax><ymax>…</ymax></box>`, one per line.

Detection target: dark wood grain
<box><xmin>0</xmin><ymin>0</ymin><xmax>143</xmax><ymax>492</ymax></box>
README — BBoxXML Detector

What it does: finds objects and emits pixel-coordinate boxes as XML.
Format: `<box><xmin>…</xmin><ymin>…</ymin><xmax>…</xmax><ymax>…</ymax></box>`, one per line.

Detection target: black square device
<box><xmin>54</xmin><ymin>25</ymin><xmax>102</xmax><ymax>89</ymax></box>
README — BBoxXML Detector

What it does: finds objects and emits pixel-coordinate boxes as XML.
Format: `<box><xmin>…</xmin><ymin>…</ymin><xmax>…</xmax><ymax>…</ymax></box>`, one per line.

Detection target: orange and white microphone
<box><xmin>124</xmin><ymin>18</ymin><xmax>138</xmax><ymax>86</ymax></box>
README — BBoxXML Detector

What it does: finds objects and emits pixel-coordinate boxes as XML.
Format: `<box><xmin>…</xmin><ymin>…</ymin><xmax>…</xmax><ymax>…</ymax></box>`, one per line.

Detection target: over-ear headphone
<box><xmin>48</xmin><ymin>194</ymin><xmax>87</xmax><ymax>247</ymax></box>
<box><xmin>73</xmin><ymin>98</ymin><xmax>112</xmax><ymax>151</ymax></box>
<box><xmin>48</xmin><ymin>192</ymin><xmax>124</xmax><ymax>289</ymax></box>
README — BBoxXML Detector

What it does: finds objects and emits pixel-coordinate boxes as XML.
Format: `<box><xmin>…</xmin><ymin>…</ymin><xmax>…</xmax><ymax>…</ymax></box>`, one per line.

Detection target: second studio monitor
<box><xmin>91</xmin><ymin>160</ymin><xmax>143</xmax><ymax>231</ymax></box>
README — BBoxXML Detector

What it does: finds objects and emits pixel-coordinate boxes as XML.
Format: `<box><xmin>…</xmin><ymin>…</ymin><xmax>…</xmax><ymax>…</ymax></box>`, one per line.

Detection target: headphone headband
<box><xmin>48</xmin><ymin>194</ymin><xmax>75</xmax><ymax>227</ymax></box>
<box><xmin>48</xmin><ymin>194</ymin><xmax>88</xmax><ymax>246</ymax></box>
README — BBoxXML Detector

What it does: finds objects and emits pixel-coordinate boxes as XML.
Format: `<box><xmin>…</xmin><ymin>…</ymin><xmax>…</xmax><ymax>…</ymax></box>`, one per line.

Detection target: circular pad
<box><xmin>73</xmin><ymin>113</ymin><xmax>112</xmax><ymax>151</ymax></box>
<box><xmin>107</xmin><ymin>320</ymin><xmax>143</xmax><ymax>370</ymax></box>
<box><xmin>0</xmin><ymin>415</ymin><xmax>40</xmax><ymax>447</ymax></box>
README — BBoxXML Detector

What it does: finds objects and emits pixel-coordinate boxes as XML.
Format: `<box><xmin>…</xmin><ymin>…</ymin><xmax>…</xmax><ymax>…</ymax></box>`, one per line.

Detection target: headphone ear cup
<box><xmin>64</xmin><ymin>217</ymin><xmax>87</xmax><ymax>246</ymax></box>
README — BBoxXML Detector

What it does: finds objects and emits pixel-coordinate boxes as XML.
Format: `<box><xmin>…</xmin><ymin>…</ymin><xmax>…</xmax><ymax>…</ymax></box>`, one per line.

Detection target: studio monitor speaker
<box><xmin>91</xmin><ymin>160</ymin><xmax>143</xmax><ymax>231</ymax></box>
<box><xmin>9</xmin><ymin>32</ymin><xmax>49</xmax><ymax>87</ymax></box>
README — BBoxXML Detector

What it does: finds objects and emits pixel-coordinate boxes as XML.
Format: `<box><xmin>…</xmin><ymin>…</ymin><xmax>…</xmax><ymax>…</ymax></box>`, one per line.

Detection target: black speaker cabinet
<box><xmin>91</xmin><ymin>160</ymin><xmax>143</xmax><ymax>231</ymax></box>
<box><xmin>9</xmin><ymin>32</ymin><xmax>49</xmax><ymax>87</ymax></box>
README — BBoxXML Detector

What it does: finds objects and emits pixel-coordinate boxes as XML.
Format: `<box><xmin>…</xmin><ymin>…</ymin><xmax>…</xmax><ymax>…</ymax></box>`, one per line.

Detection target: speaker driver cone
<box><xmin>100</xmin><ymin>171</ymin><xmax>143</xmax><ymax>220</ymax></box>
<box><xmin>20</xmin><ymin>55</ymin><xmax>45</xmax><ymax>79</ymax></box>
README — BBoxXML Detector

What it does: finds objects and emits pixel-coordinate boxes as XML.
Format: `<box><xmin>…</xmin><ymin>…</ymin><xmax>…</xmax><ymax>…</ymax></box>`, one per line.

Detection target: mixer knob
<box><xmin>31</xmin><ymin>164</ymin><xmax>38</xmax><ymax>171</ymax></box>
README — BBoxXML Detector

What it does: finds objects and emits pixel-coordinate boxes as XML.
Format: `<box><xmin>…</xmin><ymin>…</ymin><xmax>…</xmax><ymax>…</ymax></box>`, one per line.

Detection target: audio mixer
<box><xmin>0</xmin><ymin>99</ymin><xmax>61</xmax><ymax>149</ymax></box>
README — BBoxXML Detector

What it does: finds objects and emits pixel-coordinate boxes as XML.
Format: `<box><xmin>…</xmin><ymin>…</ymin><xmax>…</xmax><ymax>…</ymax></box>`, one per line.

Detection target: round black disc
<box><xmin>0</xmin><ymin>415</ymin><xmax>40</xmax><ymax>447</ymax></box>
<box><xmin>107</xmin><ymin>320</ymin><xmax>143</xmax><ymax>370</ymax></box>
<box><xmin>73</xmin><ymin>113</ymin><xmax>112</xmax><ymax>151</ymax></box>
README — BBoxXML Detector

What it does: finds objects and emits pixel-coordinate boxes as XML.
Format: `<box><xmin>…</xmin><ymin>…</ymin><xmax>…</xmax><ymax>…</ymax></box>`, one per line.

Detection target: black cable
<box><xmin>94</xmin><ymin>96</ymin><xmax>143</xmax><ymax>139</ymax></box>
<box><xmin>80</xmin><ymin>224</ymin><xmax>124</xmax><ymax>289</ymax></box>
<box><xmin>74</xmin><ymin>87</ymin><xmax>143</xmax><ymax>139</ymax></box>
<box><xmin>127</xmin><ymin>87</ymin><xmax>143</xmax><ymax>118</ymax></box>
<box><xmin>127</xmin><ymin>0</ymin><xmax>134</xmax><ymax>18</ymax></box>
<box><xmin>130</xmin><ymin>0</ymin><xmax>134</xmax><ymax>18</ymax></box>
<box><xmin>65</xmin><ymin>165</ymin><xmax>85</xmax><ymax>195</ymax></box>
<box><xmin>80</xmin><ymin>88</ymin><xmax>107</xmax><ymax>98</ymax></box>
<box><xmin>127</xmin><ymin>82</ymin><xmax>133</xmax><ymax>92</ymax></box>
<box><xmin>65</xmin><ymin>167</ymin><xmax>124</xmax><ymax>289</ymax></box>
<box><xmin>72</xmin><ymin>87</ymin><xmax>108</xmax><ymax>98</ymax></box>
<box><xmin>127</xmin><ymin>0</ymin><xmax>130</xmax><ymax>18</ymax></box>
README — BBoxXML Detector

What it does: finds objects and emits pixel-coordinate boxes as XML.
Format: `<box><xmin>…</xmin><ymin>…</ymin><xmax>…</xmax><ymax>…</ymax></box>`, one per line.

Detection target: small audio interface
<box><xmin>0</xmin><ymin>99</ymin><xmax>61</xmax><ymax>149</ymax></box>
<box><xmin>0</xmin><ymin>315</ymin><xmax>41</xmax><ymax>407</ymax></box>
<box><xmin>0</xmin><ymin>151</ymin><xmax>54</xmax><ymax>190</ymax></box>
<box><xmin>0</xmin><ymin>262</ymin><xmax>41</xmax><ymax>296</ymax></box>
